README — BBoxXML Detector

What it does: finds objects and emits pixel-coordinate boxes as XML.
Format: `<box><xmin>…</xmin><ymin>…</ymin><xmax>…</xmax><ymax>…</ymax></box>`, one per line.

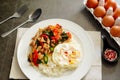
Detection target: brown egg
<box><xmin>93</xmin><ymin>6</ymin><xmax>106</xmax><ymax>17</ymax></box>
<box><xmin>105</xmin><ymin>0</ymin><xmax>110</xmax><ymax>3</ymax></box>
<box><xmin>86</xmin><ymin>0</ymin><xmax>98</xmax><ymax>9</ymax></box>
<box><xmin>102</xmin><ymin>15</ymin><xmax>115</xmax><ymax>27</ymax></box>
<box><xmin>113</xmin><ymin>7</ymin><xmax>120</xmax><ymax>19</ymax></box>
<box><xmin>110</xmin><ymin>26</ymin><xmax>120</xmax><ymax>37</ymax></box>
<box><xmin>104</xmin><ymin>0</ymin><xmax>117</xmax><ymax>11</ymax></box>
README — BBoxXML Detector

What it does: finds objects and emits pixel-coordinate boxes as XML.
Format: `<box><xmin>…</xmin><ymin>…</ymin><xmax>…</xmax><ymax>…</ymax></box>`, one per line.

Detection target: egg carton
<box><xmin>84</xmin><ymin>0</ymin><xmax>120</xmax><ymax>46</ymax></box>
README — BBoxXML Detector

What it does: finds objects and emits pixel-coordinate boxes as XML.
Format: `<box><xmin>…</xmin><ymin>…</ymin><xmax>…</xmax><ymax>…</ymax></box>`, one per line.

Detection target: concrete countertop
<box><xmin>0</xmin><ymin>0</ymin><xmax>120</xmax><ymax>80</ymax></box>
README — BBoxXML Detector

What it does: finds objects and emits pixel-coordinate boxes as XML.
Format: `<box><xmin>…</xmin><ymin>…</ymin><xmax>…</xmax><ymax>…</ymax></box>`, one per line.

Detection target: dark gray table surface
<box><xmin>0</xmin><ymin>0</ymin><xmax>120</xmax><ymax>80</ymax></box>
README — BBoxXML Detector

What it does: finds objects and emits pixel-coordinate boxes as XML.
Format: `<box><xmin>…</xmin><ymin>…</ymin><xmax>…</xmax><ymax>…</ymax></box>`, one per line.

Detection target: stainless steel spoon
<box><xmin>0</xmin><ymin>4</ymin><xmax>28</xmax><ymax>24</ymax></box>
<box><xmin>1</xmin><ymin>8</ymin><xmax>42</xmax><ymax>37</ymax></box>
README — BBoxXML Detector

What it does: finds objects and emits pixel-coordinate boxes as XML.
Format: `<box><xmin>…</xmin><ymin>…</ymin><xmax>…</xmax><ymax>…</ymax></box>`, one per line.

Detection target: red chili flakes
<box><xmin>64</xmin><ymin>51</ymin><xmax>68</xmax><ymax>54</ymax></box>
<box><xmin>104</xmin><ymin>48</ymin><xmax>117</xmax><ymax>61</ymax></box>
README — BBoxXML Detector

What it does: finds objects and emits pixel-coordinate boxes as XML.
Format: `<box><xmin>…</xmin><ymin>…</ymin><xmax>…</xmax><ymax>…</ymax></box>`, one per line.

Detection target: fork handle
<box><xmin>1</xmin><ymin>20</ymin><xmax>28</xmax><ymax>37</ymax></box>
<box><xmin>0</xmin><ymin>16</ymin><xmax>13</xmax><ymax>25</ymax></box>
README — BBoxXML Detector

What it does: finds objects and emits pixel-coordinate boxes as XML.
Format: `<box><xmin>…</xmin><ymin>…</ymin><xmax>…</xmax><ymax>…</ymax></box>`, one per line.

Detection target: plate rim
<box><xmin>17</xmin><ymin>18</ymin><xmax>94</xmax><ymax>80</ymax></box>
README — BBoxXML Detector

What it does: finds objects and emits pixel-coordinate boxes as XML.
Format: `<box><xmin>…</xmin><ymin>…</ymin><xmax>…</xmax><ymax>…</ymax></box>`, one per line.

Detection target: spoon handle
<box><xmin>1</xmin><ymin>20</ymin><xmax>28</xmax><ymax>37</ymax></box>
<box><xmin>0</xmin><ymin>16</ymin><xmax>14</xmax><ymax>25</ymax></box>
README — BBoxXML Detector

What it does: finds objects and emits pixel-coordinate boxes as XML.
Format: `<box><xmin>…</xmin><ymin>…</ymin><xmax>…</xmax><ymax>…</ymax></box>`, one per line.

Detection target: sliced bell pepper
<box><xmin>32</xmin><ymin>50</ymin><xmax>38</xmax><ymax>66</ymax></box>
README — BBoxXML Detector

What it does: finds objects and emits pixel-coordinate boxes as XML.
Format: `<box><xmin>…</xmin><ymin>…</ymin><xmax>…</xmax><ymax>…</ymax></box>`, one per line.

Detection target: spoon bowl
<box><xmin>28</xmin><ymin>8</ymin><xmax>42</xmax><ymax>22</ymax></box>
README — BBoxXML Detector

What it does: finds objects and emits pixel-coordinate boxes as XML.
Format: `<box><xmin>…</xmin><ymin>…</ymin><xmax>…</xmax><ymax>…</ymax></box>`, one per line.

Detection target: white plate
<box><xmin>17</xmin><ymin>19</ymin><xmax>94</xmax><ymax>80</ymax></box>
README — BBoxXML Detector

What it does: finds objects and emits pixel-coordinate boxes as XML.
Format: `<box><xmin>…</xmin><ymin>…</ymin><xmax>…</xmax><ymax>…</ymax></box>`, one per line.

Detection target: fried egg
<box><xmin>52</xmin><ymin>39</ymin><xmax>82</xmax><ymax>69</ymax></box>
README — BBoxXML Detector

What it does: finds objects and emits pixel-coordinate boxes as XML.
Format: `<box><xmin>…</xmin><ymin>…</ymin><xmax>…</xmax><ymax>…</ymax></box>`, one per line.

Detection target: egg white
<box><xmin>52</xmin><ymin>38</ymin><xmax>82</xmax><ymax>69</ymax></box>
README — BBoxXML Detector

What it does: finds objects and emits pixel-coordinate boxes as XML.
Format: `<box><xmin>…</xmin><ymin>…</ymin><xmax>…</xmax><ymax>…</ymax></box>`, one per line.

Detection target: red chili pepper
<box><xmin>40</xmin><ymin>42</ymin><xmax>44</xmax><ymax>47</ymax></box>
<box><xmin>52</xmin><ymin>28</ymin><xmax>61</xmax><ymax>40</ymax></box>
<box><xmin>64</xmin><ymin>51</ymin><xmax>68</xmax><ymax>54</ymax></box>
<box><xmin>66</xmin><ymin>32</ymin><xmax>72</xmax><ymax>38</ymax></box>
<box><xmin>53</xmin><ymin>29</ymin><xmax>58</xmax><ymax>36</ymax></box>
<box><xmin>51</xmin><ymin>36</ymin><xmax>57</xmax><ymax>42</ymax></box>
<box><xmin>32</xmin><ymin>50</ymin><xmax>38</xmax><ymax>66</ymax></box>
<box><xmin>41</xmin><ymin>34</ymin><xmax>48</xmax><ymax>38</ymax></box>
<box><xmin>56</xmin><ymin>24</ymin><xmax>61</xmax><ymax>29</ymax></box>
